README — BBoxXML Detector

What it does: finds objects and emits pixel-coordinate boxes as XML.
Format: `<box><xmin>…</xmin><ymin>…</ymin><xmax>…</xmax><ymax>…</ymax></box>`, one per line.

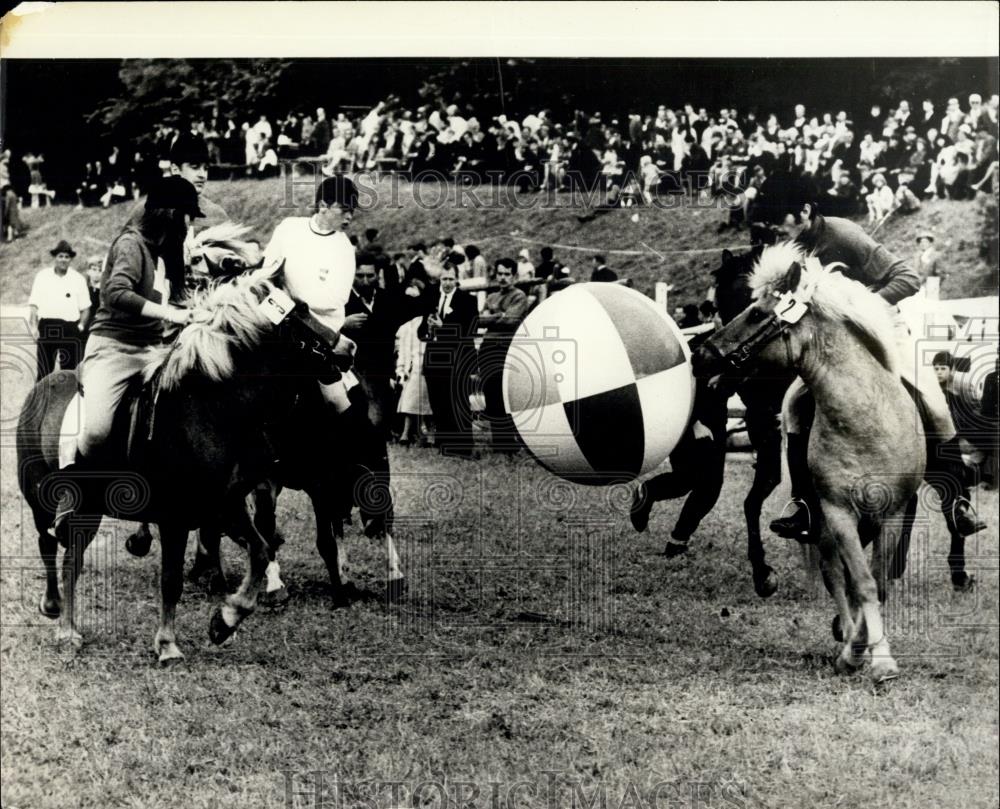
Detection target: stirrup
<box><xmin>951</xmin><ymin>498</ymin><xmax>987</xmax><ymax>537</ymax></box>
<box><xmin>770</xmin><ymin>499</ymin><xmax>812</xmax><ymax>541</ymax></box>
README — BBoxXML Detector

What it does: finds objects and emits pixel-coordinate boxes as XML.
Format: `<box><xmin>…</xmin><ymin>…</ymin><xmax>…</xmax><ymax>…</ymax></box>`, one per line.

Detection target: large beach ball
<box><xmin>502</xmin><ymin>282</ymin><xmax>695</xmax><ymax>485</ymax></box>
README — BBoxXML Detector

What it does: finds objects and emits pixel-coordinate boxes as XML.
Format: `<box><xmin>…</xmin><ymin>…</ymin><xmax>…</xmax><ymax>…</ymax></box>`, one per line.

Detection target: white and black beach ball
<box><xmin>502</xmin><ymin>283</ymin><xmax>695</xmax><ymax>485</ymax></box>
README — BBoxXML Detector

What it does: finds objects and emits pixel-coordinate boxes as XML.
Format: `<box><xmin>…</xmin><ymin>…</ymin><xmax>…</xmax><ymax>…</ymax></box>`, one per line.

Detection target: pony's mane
<box><xmin>145</xmin><ymin>274</ymin><xmax>275</xmax><ymax>390</ymax></box>
<box><xmin>188</xmin><ymin>222</ymin><xmax>262</xmax><ymax>268</ymax></box>
<box><xmin>751</xmin><ymin>242</ymin><xmax>899</xmax><ymax>374</ymax></box>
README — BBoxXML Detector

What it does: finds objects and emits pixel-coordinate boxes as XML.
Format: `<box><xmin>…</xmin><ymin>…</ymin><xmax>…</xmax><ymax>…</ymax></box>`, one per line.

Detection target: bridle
<box><xmin>704</xmin><ymin>257</ymin><xmax>822</xmax><ymax>376</ymax></box>
<box><xmin>257</xmin><ymin>283</ymin><xmax>351</xmax><ymax>383</ymax></box>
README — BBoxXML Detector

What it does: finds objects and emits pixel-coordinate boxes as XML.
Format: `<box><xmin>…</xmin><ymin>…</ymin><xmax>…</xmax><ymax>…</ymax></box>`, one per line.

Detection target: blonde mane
<box><xmin>751</xmin><ymin>242</ymin><xmax>899</xmax><ymax>374</ymax></box>
<box><xmin>187</xmin><ymin>222</ymin><xmax>263</xmax><ymax>269</ymax></box>
<box><xmin>146</xmin><ymin>271</ymin><xmax>279</xmax><ymax>390</ymax></box>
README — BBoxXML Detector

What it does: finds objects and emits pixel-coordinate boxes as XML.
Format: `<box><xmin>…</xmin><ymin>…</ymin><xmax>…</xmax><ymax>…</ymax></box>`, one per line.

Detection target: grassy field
<box><xmin>1</xmin><ymin>176</ymin><xmax>998</xmax><ymax>308</ymax></box>
<box><xmin>0</xmin><ymin>302</ymin><xmax>998</xmax><ymax>808</ymax></box>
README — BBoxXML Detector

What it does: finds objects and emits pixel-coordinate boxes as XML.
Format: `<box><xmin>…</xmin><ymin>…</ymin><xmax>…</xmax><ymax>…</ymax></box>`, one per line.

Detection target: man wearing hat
<box><xmin>51</xmin><ymin>176</ymin><xmax>203</xmax><ymax>535</ymax></box>
<box><xmin>28</xmin><ymin>239</ymin><xmax>92</xmax><ymax>380</ymax></box>
<box><xmin>128</xmin><ymin>130</ymin><xmax>229</xmax><ymax>231</ymax></box>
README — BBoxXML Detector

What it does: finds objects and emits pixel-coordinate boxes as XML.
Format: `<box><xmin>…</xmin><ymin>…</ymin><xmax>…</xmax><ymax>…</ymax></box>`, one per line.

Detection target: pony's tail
<box><xmin>160</xmin><ymin>323</ymin><xmax>234</xmax><ymax>389</ymax></box>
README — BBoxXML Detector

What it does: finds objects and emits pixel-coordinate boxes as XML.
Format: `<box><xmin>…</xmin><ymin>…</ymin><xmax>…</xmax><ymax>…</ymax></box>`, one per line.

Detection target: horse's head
<box><xmin>694</xmin><ymin>242</ymin><xmax>816</xmax><ymax>381</ymax></box>
<box><xmin>246</xmin><ymin>276</ymin><xmax>356</xmax><ymax>381</ymax></box>
<box><xmin>186</xmin><ymin>222</ymin><xmax>264</xmax><ymax>286</ymax></box>
<box><xmin>155</xmin><ymin>272</ymin><xmax>355</xmax><ymax>391</ymax></box>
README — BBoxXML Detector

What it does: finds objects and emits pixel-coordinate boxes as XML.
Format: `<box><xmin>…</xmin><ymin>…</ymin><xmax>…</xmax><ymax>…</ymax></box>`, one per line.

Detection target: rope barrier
<box><xmin>467</xmin><ymin>232</ymin><xmax>745</xmax><ymax>259</ymax></box>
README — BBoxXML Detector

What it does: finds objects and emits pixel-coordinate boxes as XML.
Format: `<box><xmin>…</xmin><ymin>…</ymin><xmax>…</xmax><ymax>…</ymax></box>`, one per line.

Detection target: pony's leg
<box><xmin>253</xmin><ymin>482</ymin><xmax>288</xmax><ymax>605</ymax></box>
<box><xmin>385</xmin><ymin>532</ymin><xmax>406</xmax><ymax>602</ymax></box>
<box><xmin>887</xmin><ymin>494</ymin><xmax>919</xmax><ymax>582</ymax></box>
<box><xmin>948</xmin><ymin>529</ymin><xmax>975</xmax><ymax>592</ymax></box>
<box><xmin>124</xmin><ymin>522</ymin><xmax>154</xmax><ymax>558</ymax></box>
<box><xmin>38</xmin><ymin>531</ymin><xmax>62</xmax><ymax>618</ymax></box>
<box><xmin>828</xmin><ymin>506</ymin><xmax>899</xmax><ymax>682</ymax></box>
<box><xmin>188</xmin><ymin>524</ymin><xmax>228</xmax><ymax>595</ymax></box>
<box><xmin>307</xmin><ymin>485</ymin><xmax>356</xmax><ymax>608</ymax></box>
<box><xmin>745</xmin><ymin>436</ymin><xmax>781</xmax><ymax>598</ymax></box>
<box><xmin>208</xmin><ymin>503</ymin><xmax>271</xmax><ymax>645</ymax></box>
<box><xmin>819</xmin><ymin>536</ymin><xmax>854</xmax><ymax>646</ymax></box>
<box><xmin>153</xmin><ymin>524</ymin><xmax>189</xmax><ymax>665</ymax></box>
<box><xmin>56</xmin><ymin>516</ymin><xmax>100</xmax><ymax>649</ymax></box>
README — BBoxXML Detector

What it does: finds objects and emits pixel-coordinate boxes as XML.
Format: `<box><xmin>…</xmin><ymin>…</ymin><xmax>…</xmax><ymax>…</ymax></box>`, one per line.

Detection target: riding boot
<box><xmin>929</xmin><ymin>437</ymin><xmax>987</xmax><ymax>537</ymax></box>
<box><xmin>770</xmin><ymin>433</ymin><xmax>814</xmax><ymax>540</ymax></box>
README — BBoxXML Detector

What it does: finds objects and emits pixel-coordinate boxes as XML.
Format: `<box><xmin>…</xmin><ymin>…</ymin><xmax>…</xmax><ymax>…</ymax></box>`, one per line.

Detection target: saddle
<box><xmin>58</xmin><ymin>368</ymin><xmax>163</xmax><ymax>470</ymax></box>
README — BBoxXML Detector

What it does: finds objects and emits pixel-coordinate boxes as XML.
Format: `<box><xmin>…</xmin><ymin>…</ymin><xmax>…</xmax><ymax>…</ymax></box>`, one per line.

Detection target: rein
<box><xmin>707</xmin><ymin>257</ymin><xmax>822</xmax><ymax>374</ymax></box>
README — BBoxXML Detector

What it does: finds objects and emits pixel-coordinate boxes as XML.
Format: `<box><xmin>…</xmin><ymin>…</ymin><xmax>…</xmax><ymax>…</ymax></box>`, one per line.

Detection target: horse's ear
<box><xmin>786</xmin><ymin>261</ymin><xmax>803</xmax><ymax>292</ymax></box>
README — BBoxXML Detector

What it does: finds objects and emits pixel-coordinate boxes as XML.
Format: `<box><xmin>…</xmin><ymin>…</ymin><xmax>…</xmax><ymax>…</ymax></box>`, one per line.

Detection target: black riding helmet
<box><xmin>754</xmin><ymin>172</ymin><xmax>821</xmax><ymax>228</ymax></box>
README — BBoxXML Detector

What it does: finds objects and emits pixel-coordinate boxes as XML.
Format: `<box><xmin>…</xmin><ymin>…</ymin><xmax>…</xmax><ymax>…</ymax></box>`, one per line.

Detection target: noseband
<box><xmin>706</xmin><ymin>259</ymin><xmax>820</xmax><ymax>375</ymax></box>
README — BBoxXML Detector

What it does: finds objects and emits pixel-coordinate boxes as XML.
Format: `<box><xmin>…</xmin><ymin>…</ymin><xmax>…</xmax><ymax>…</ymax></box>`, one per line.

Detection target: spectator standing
<box><xmin>28</xmin><ymin>240</ymin><xmax>92</xmax><ymax>380</ymax></box>
<box><xmin>341</xmin><ymin>251</ymin><xmax>425</xmax><ymax>433</ymax></box>
<box><xmin>590</xmin><ymin>255</ymin><xmax>617</xmax><ymax>282</ymax></box>
<box><xmin>477</xmin><ymin>262</ymin><xmax>529</xmax><ymax>453</ymax></box>
<box><xmin>82</xmin><ymin>254</ymin><xmax>104</xmax><ymax>332</ymax></box>
<box><xmin>515</xmin><ymin>248</ymin><xmax>535</xmax><ymax>280</ymax></box>
<box><xmin>419</xmin><ymin>263</ymin><xmax>478</xmax><ymax>458</ymax></box>
<box><xmin>312</xmin><ymin>107</ymin><xmax>332</xmax><ymax>156</ymax></box>
<box><xmin>915</xmin><ymin>232</ymin><xmax>943</xmax><ymax>297</ymax></box>
<box><xmin>395</xmin><ymin>312</ymin><xmax>432</xmax><ymax>446</ymax></box>
<box><xmin>1</xmin><ymin>149</ymin><xmax>28</xmax><ymax>241</ymax></box>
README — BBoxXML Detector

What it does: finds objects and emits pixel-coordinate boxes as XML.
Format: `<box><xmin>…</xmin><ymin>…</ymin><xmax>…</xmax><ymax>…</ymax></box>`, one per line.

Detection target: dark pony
<box><xmin>710</xmin><ymin>243</ymin><xmax>797</xmax><ymax>597</ymax></box>
<box><xmin>17</xmin><ymin>272</ymin><xmax>355</xmax><ymax>663</ymax></box>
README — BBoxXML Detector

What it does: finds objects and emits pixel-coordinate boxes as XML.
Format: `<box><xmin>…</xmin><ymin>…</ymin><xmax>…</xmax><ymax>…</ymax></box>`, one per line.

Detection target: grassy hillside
<box><xmin>2</xmin><ymin>177</ymin><xmax>997</xmax><ymax>306</ymax></box>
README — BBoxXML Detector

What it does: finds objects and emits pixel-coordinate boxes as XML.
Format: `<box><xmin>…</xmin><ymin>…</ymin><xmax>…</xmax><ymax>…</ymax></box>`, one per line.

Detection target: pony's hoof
<box><xmin>831</xmin><ymin>614</ymin><xmax>844</xmax><ymax>643</ymax></box>
<box><xmin>870</xmin><ymin>658</ymin><xmax>900</xmax><ymax>684</ymax></box>
<box><xmin>753</xmin><ymin>569</ymin><xmax>777</xmax><ymax>599</ymax></box>
<box><xmin>156</xmin><ymin>642</ymin><xmax>185</xmax><ymax>667</ymax></box>
<box><xmin>125</xmin><ymin>528</ymin><xmax>153</xmax><ymax>558</ymax></box>
<box><xmin>260</xmin><ymin>586</ymin><xmax>290</xmax><ymax>608</ymax></box>
<box><xmin>387</xmin><ymin>576</ymin><xmax>406</xmax><ymax>603</ymax></box>
<box><xmin>208</xmin><ymin>608</ymin><xmax>238</xmax><ymax>646</ymax></box>
<box><xmin>39</xmin><ymin>593</ymin><xmax>61</xmax><ymax>619</ymax></box>
<box><xmin>952</xmin><ymin>574</ymin><xmax>976</xmax><ymax>593</ymax></box>
<box><xmin>55</xmin><ymin>627</ymin><xmax>84</xmax><ymax>651</ymax></box>
<box><xmin>833</xmin><ymin>651</ymin><xmax>861</xmax><ymax>676</ymax></box>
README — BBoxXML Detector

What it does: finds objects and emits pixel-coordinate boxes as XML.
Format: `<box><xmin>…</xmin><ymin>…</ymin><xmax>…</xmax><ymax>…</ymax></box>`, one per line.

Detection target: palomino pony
<box><xmin>695</xmin><ymin>243</ymin><xmax>924</xmax><ymax>682</ymax></box>
<box><xmin>17</xmin><ymin>271</ymin><xmax>355</xmax><ymax>663</ymax></box>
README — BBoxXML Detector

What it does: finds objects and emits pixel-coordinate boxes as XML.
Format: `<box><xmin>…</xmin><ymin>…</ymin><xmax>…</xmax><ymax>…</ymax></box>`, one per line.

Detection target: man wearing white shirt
<box><xmin>263</xmin><ymin>175</ymin><xmax>359</xmax><ymax>411</ymax></box>
<box><xmin>28</xmin><ymin>239</ymin><xmax>91</xmax><ymax>379</ymax></box>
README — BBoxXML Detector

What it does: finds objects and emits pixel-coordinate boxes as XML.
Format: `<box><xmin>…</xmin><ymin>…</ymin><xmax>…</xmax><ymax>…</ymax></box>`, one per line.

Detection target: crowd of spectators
<box><xmin>4</xmin><ymin>88</ymin><xmax>998</xmax><ymax>240</ymax></box>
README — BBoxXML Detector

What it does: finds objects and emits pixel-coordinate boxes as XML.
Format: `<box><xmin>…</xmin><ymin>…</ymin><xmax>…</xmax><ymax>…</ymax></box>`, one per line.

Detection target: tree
<box><xmin>89</xmin><ymin>59</ymin><xmax>291</xmax><ymax>140</ymax></box>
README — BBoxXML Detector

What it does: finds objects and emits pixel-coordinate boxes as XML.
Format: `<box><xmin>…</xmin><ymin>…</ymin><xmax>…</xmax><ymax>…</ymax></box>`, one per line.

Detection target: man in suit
<box><xmin>590</xmin><ymin>255</ymin><xmax>618</xmax><ymax>282</ymax></box>
<box><xmin>420</xmin><ymin>263</ymin><xmax>478</xmax><ymax>457</ymax></box>
<box><xmin>342</xmin><ymin>251</ymin><xmax>424</xmax><ymax>432</ymax></box>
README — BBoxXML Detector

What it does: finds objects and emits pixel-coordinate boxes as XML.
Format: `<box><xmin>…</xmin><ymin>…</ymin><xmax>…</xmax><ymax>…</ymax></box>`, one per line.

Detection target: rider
<box><xmin>263</xmin><ymin>175</ymin><xmax>396</xmax><ymax>536</ymax></box>
<box><xmin>263</xmin><ymin>174</ymin><xmax>358</xmax><ymax>411</ymax></box>
<box><xmin>753</xmin><ymin>173</ymin><xmax>985</xmax><ymax>539</ymax></box>
<box><xmin>52</xmin><ymin>176</ymin><xmax>202</xmax><ymax>535</ymax></box>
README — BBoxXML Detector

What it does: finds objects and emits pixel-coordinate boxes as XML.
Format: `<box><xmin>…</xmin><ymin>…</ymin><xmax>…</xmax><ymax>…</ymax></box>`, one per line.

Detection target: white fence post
<box><xmin>655</xmin><ymin>282</ymin><xmax>669</xmax><ymax>311</ymax></box>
